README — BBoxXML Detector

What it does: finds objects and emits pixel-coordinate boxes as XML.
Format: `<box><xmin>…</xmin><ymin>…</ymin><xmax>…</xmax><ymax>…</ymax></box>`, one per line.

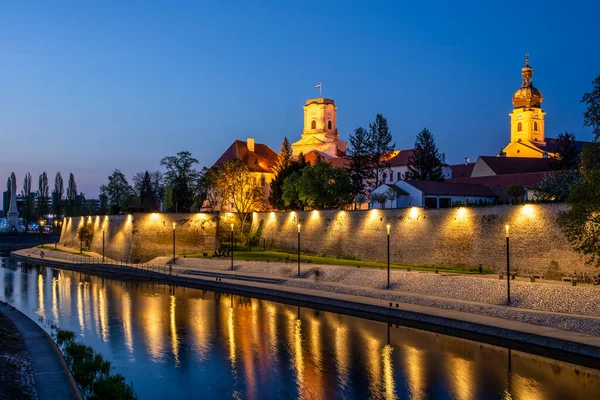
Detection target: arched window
<box><xmin>260</xmin><ymin>175</ymin><xmax>266</xmax><ymax>186</ymax></box>
<box><xmin>327</xmin><ymin>120</ymin><xmax>332</xmax><ymax>129</ymax></box>
<box><xmin>382</xmin><ymin>172</ymin><xmax>387</xmax><ymax>182</ymax></box>
<box><xmin>534</xmin><ymin>121</ymin><xmax>538</xmax><ymax>131</ymax></box>
<box><xmin>517</xmin><ymin>122</ymin><xmax>522</xmax><ymax>132</ymax></box>
<box><xmin>311</xmin><ymin>120</ymin><xmax>316</xmax><ymax>129</ymax></box>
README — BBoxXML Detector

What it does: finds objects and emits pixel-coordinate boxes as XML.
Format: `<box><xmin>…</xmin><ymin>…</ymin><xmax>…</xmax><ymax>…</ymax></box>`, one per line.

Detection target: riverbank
<box><xmin>0</xmin><ymin>302</ymin><xmax>80</xmax><ymax>399</ymax></box>
<box><xmin>10</xmin><ymin>247</ymin><xmax>600</xmax><ymax>367</ymax></box>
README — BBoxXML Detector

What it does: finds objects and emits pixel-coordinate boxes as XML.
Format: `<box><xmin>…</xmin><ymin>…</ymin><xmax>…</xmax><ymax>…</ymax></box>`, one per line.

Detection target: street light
<box><xmin>39</xmin><ymin>220</ymin><xmax>46</xmax><ymax>247</ymax></box>
<box><xmin>387</xmin><ymin>224</ymin><xmax>391</xmax><ymax>289</ymax></box>
<box><xmin>505</xmin><ymin>224</ymin><xmax>511</xmax><ymax>305</ymax></box>
<box><xmin>102</xmin><ymin>230</ymin><xmax>105</xmax><ymax>263</ymax></box>
<box><xmin>297</xmin><ymin>224</ymin><xmax>301</xmax><ymax>276</ymax></box>
<box><xmin>54</xmin><ymin>220</ymin><xmax>58</xmax><ymax>250</ymax></box>
<box><xmin>172</xmin><ymin>222</ymin><xmax>176</xmax><ymax>274</ymax></box>
<box><xmin>230</xmin><ymin>223</ymin><xmax>234</xmax><ymax>270</ymax></box>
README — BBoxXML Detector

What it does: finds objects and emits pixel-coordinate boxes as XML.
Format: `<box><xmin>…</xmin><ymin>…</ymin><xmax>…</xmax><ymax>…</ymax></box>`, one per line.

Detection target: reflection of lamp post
<box><xmin>39</xmin><ymin>220</ymin><xmax>46</xmax><ymax>247</ymax></box>
<box><xmin>297</xmin><ymin>224</ymin><xmax>301</xmax><ymax>277</ymax></box>
<box><xmin>230</xmin><ymin>223</ymin><xmax>234</xmax><ymax>270</ymax></box>
<box><xmin>505</xmin><ymin>224</ymin><xmax>510</xmax><ymax>305</ymax></box>
<box><xmin>387</xmin><ymin>224</ymin><xmax>391</xmax><ymax>289</ymax></box>
<box><xmin>172</xmin><ymin>222</ymin><xmax>176</xmax><ymax>273</ymax></box>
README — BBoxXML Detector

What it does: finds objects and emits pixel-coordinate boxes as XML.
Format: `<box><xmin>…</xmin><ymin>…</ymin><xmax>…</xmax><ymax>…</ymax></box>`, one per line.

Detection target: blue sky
<box><xmin>1</xmin><ymin>1</ymin><xmax>598</xmax><ymax>197</ymax></box>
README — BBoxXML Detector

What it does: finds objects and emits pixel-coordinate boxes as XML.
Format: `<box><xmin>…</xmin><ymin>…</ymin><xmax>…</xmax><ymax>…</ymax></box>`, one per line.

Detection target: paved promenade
<box><xmin>0</xmin><ymin>302</ymin><xmax>80</xmax><ymax>400</ymax></box>
<box><xmin>10</xmin><ymin>247</ymin><xmax>600</xmax><ymax>362</ymax></box>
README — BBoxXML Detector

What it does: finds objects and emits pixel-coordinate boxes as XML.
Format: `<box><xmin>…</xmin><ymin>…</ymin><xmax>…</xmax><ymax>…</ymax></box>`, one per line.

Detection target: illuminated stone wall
<box><xmin>253</xmin><ymin>204</ymin><xmax>592</xmax><ymax>275</ymax></box>
<box><xmin>60</xmin><ymin>213</ymin><xmax>222</xmax><ymax>263</ymax></box>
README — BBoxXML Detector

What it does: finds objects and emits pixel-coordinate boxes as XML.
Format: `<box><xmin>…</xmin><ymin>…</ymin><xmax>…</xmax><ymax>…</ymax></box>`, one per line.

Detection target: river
<box><xmin>1</xmin><ymin>257</ymin><xmax>599</xmax><ymax>399</ymax></box>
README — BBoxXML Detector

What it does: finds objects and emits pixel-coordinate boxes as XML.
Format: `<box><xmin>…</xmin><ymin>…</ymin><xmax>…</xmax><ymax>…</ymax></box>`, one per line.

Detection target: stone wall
<box><xmin>60</xmin><ymin>213</ymin><xmax>220</xmax><ymax>262</ymax></box>
<box><xmin>252</xmin><ymin>204</ymin><xmax>593</xmax><ymax>276</ymax></box>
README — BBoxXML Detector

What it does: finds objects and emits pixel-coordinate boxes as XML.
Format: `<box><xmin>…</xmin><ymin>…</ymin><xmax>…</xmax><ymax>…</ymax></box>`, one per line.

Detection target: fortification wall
<box><xmin>60</xmin><ymin>212</ymin><xmax>220</xmax><ymax>262</ymax></box>
<box><xmin>252</xmin><ymin>204</ymin><xmax>592</xmax><ymax>276</ymax></box>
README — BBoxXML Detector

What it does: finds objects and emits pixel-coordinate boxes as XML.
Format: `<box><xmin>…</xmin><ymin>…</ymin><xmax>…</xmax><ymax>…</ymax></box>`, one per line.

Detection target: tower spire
<box><xmin>525</xmin><ymin>52</ymin><xmax>529</xmax><ymax>66</ymax></box>
<box><xmin>521</xmin><ymin>53</ymin><xmax>533</xmax><ymax>87</ymax></box>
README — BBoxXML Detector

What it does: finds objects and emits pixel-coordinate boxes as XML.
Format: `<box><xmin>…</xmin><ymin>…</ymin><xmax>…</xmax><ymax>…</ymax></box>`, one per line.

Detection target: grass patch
<box><xmin>186</xmin><ymin>248</ymin><xmax>491</xmax><ymax>274</ymax></box>
<box><xmin>38</xmin><ymin>245</ymin><xmax>92</xmax><ymax>257</ymax></box>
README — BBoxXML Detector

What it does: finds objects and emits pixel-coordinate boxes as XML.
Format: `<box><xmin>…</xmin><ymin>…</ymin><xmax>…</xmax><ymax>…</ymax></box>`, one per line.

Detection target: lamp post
<box><xmin>505</xmin><ymin>224</ymin><xmax>510</xmax><ymax>305</ymax></box>
<box><xmin>230</xmin><ymin>223</ymin><xmax>234</xmax><ymax>270</ymax></box>
<box><xmin>387</xmin><ymin>224</ymin><xmax>391</xmax><ymax>289</ymax></box>
<box><xmin>297</xmin><ymin>224</ymin><xmax>301</xmax><ymax>277</ymax></box>
<box><xmin>54</xmin><ymin>220</ymin><xmax>58</xmax><ymax>250</ymax></box>
<box><xmin>172</xmin><ymin>222</ymin><xmax>176</xmax><ymax>273</ymax></box>
<box><xmin>39</xmin><ymin>220</ymin><xmax>46</xmax><ymax>247</ymax></box>
<box><xmin>102</xmin><ymin>230</ymin><xmax>105</xmax><ymax>263</ymax></box>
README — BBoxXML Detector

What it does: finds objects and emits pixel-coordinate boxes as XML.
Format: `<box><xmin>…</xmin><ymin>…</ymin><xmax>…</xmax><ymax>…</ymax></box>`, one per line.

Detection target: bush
<box><xmin>246</xmin><ymin>220</ymin><xmax>264</xmax><ymax>247</ymax></box>
<box><xmin>77</xmin><ymin>224</ymin><xmax>94</xmax><ymax>250</ymax></box>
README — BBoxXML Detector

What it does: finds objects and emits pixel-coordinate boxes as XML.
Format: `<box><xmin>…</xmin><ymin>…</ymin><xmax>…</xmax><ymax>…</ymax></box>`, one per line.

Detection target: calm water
<box><xmin>1</xmin><ymin>258</ymin><xmax>600</xmax><ymax>400</ymax></box>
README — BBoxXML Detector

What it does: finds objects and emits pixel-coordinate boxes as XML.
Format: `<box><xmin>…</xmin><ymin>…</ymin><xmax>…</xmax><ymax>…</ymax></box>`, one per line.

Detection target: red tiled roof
<box><xmin>405</xmin><ymin>180</ymin><xmax>497</xmax><ymax>197</ymax></box>
<box><xmin>304</xmin><ymin>150</ymin><xmax>350</xmax><ymax>169</ymax></box>
<box><xmin>480</xmin><ymin>156</ymin><xmax>552</xmax><ymax>175</ymax></box>
<box><xmin>450</xmin><ymin>163</ymin><xmax>475</xmax><ymax>178</ymax></box>
<box><xmin>388</xmin><ymin>149</ymin><xmax>414</xmax><ymax>167</ymax></box>
<box><xmin>213</xmin><ymin>140</ymin><xmax>278</xmax><ymax>173</ymax></box>
<box><xmin>447</xmin><ymin>172</ymin><xmax>548</xmax><ymax>199</ymax></box>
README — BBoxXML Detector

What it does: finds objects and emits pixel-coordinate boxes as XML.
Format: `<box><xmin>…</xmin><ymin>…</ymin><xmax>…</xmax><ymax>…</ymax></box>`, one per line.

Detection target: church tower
<box><xmin>291</xmin><ymin>98</ymin><xmax>347</xmax><ymax>158</ymax></box>
<box><xmin>503</xmin><ymin>55</ymin><xmax>548</xmax><ymax>157</ymax></box>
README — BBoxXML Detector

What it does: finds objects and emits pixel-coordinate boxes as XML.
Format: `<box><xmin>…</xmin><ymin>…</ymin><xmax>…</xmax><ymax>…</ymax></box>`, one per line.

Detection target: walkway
<box><xmin>0</xmin><ymin>302</ymin><xmax>80</xmax><ymax>400</ymax></box>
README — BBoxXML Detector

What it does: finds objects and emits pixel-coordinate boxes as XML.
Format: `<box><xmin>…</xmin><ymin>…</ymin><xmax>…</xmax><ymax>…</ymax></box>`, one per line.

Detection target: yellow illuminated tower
<box><xmin>503</xmin><ymin>55</ymin><xmax>551</xmax><ymax>158</ymax></box>
<box><xmin>291</xmin><ymin>98</ymin><xmax>347</xmax><ymax>157</ymax></box>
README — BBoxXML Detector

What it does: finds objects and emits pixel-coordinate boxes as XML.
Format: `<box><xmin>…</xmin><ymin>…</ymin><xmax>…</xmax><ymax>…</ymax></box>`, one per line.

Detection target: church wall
<box><xmin>253</xmin><ymin>204</ymin><xmax>593</xmax><ymax>276</ymax></box>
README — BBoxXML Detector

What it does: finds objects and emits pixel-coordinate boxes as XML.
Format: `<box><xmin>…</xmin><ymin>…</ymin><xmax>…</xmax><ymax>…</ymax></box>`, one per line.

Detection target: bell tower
<box><xmin>509</xmin><ymin>54</ymin><xmax>546</xmax><ymax>145</ymax></box>
<box><xmin>292</xmin><ymin>97</ymin><xmax>347</xmax><ymax>157</ymax></box>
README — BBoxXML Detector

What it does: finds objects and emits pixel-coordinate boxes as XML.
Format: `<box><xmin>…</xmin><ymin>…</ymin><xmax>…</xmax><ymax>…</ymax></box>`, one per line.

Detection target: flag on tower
<box><xmin>315</xmin><ymin>83</ymin><xmax>322</xmax><ymax>88</ymax></box>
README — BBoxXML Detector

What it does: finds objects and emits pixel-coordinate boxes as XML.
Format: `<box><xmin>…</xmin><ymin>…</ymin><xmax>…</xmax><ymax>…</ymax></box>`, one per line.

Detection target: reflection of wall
<box><xmin>253</xmin><ymin>204</ymin><xmax>590</xmax><ymax>275</ymax></box>
<box><xmin>60</xmin><ymin>213</ymin><xmax>219</xmax><ymax>262</ymax></box>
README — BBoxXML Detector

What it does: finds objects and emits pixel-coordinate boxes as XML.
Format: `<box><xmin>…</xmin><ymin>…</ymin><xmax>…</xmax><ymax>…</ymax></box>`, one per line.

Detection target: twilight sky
<box><xmin>1</xmin><ymin>1</ymin><xmax>598</xmax><ymax>197</ymax></box>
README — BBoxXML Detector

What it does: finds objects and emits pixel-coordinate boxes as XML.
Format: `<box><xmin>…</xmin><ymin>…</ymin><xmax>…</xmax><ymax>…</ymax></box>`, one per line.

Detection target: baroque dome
<box><xmin>512</xmin><ymin>55</ymin><xmax>542</xmax><ymax>109</ymax></box>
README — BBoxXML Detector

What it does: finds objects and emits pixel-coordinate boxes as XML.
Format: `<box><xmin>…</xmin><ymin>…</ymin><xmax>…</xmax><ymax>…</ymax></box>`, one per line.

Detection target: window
<box><xmin>327</xmin><ymin>120</ymin><xmax>332</xmax><ymax>129</ymax></box>
<box><xmin>439</xmin><ymin>198</ymin><xmax>451</xmax><ymax>208</ymax></box>
<box><xmin>260</xmin><ymin>175</ymin><xmax>266</xmax><ymax>186</ymax></box>
<box><xmin>311</xmin><ymin>120</ymin><xmax>316</xmax><ymax>129</ymax></box>
<box><xmin>389</xmin><ymin>173</ymin><xmax>393</xmax><ymax>182</ymax></box>
<box><xmin>382</xmin><ymin>172</ymin><xmax>387</xmax><ymax>182</ymax></box>
<box><xmin>517</xmin><ymin>122</ymin><xmax>522</xmax><ymax>132</ymax></box>
<box><xmin>424</xmin><ymin>197</ymin><xmax>438</xmax><ymax>209</ymax></box>
<box><xmin>534</xmin><ymin>121</ymin><xmax>538</xmax><ymax>131</ymax></box>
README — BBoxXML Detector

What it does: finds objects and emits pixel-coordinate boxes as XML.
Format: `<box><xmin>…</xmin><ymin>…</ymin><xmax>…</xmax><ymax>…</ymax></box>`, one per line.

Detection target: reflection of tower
<box><xmin>6</xmin><ymin>174</ymin><xmax>24</xmax><ymax>232</ymax></box>
<box><xmin>291</xmin><ymin>98</ymin><xmax>347</xmax><ymax>157</ymax></box>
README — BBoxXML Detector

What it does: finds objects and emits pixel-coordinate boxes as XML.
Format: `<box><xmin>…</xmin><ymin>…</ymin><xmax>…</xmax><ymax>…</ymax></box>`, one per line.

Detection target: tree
<box><xmin>368</xmin><ymin>114</ymin><xmax>395</xmax><ymax>189</ymax></box>
<box><xmin>160</xmin><ymin>151</ymin><xmax>200</xmax><ymax>212</ymax></box>
<box><xmin>163</xmin><ymin>186</ymin><xmax>174</xmax><ymax>212</ymax></box>
<box><xmin>66</xmin><ymin>173</ymin><xmax>78</xmax><ymax>217</ymax></box>
<box><xmin>133</xmin><ymin>171</ymin><xmax>161</xmax><ymax>211</ymax></box>
<box><xmin>370</xmin><ymin>193</ymin><xmax>387</xmax><ymax>209</ymax></box>
<box><xmin>550</xmin><ymin>132</ymin><xmax>579</xmax><ymax>170</ymax></box>
<box><xmin>557</xmin><ymin>142</ymin><xmax>600</xmax><ymax>266</ymax></box>
<box><xmin>36</xmin><ymin>172</ymin><xmax>50</xmax><ymax>219</ymax></box>
<box><xmin>345</xmin><ymin>127</ymin><xmax>375</xmax><ymax>201</ymax></box>
<box><xmin>533</xmin><ymin>171</ymin><xmax>581</xmax><ymax>202</ymax></box>
<box><xmin>5</xmin><ymin>172</ymin><xmax>15</xmax><ymax>216</ymax></box>
<box><xmin>53</xmin><ymin>172</ymin><xmax>64</xmax><ymax>219</ymax></box>
<box><xmin>281</xmin><ymin>171</ymin><xmax>303</xmax><ymax>209</ymax></box>
<box><xmin>384</xmin><ymin>187</ymin><xmax>400</xmax><ymax>208</ymax></box>
<box><xmin>295</xmin><ymin>162</ymin><xmax>352</xmax><ymax>210</ymax></box>
<box><xmin>213</xmin><ymin>159</ymin><xmax>267</xmax><ymax>237</ymax></box>
<box><xmin>273</xmin><ymin>137</ymin><xmax>293</xmax><ymax>175</ymax></box>
<box><xmin>100</xmin><ymin>170</ymin><xmax>133</xmax><ymax>214</ymax></box>
<box><xmin>21</xmin><ymin>173</ymin><xmax>34</xmax><ymax>228</ymax></box>
<box><xmin>269</xmin><ymin>153</ymin><xmax>309</xmax><ymax>210</ymax></box>
<box><xmin>406</xmin><ymin>128</ymin><xmax>444</xmax><ymax>181</ymax></box>
<box><xmin>506</xmin><ymin>183</ymin><xmax>526</xmax><ymax>203</ymax></box>
<box><xmin>581</xmin><ymin>75</ymin><xmax>600</xmax><ymax>140</ymax></box>
<box><xmin>77</xmin><ymin>223</ymin><xmax>94</xmax><ymax>250</ymax></box>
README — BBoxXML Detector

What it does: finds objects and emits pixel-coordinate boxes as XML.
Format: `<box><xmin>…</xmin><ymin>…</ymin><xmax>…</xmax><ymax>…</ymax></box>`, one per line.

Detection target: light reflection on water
<box><xmin>1</xmin><ymin>258</ymin><xmax>600</xmax><ymax>400</ymax></box>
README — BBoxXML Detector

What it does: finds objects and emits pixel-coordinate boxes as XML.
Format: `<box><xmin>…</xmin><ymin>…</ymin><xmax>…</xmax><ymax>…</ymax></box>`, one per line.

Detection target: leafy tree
<box><xmin>368</xmin><ymin>114</ymin><xmax>395</xmax><ymax>189</ymax></box>
<box><xmin>160</xmin><ymin>151</ymin><xmax>200</xmax><ymax>212</ymax></box>
<box><xmin>533</xmin><ymin>171</ymin><xmax>581</xmax><ymax>202</ymax></box>
<box><xmin>558</xmin><ymin>142</ymin><xmax>600</xmax><ymax>266</ymax></box>
<box><xmin>384</xmin><ymin>187</ymin><xmax>399</xmax><ymax>208</ymax></box>
<box><xmin>100</xmin><ymin>170</ymin><xmax>133</xmax><ymax>214</ymax></box>
<box><xmin>36</xmin><ymin>172</ymin><xmax>50</xmax><ymax>219</ymax></box>
<box><xmin>550</xmin><ymin>132</ymin><xmax>579</xmax><ymax>170</ymax></box>
<box><xmin>77</xmin><ymin>223</ymin><xmax>94</xmax><ymax>250</ymax></box>
<box><xmin>273</xmin><ymin>137</ymin><xmax>293</xmax><ymax>175</ymax></box>
<box><xmin>162</xmin><ymin>186</ymin><xmax>174</xmax><ymax>212</ymax></box>
<box><xmin>5</xmin><ymin>172</ymin><xmax>15</xmax><ymax>216</ymax></box>
<box><xmin>53</xmin><ymin>172</ymin><xmax>64</xmax><ymax>219</ymax></box>
<box><xmin>406</xmin><ymin>128</ymin><xmax>444</xmax><ymax>181</ymax></box>
<box><xmin>581</xmin><ymin>75</ymin><xmax>600</xmax><ymax>140</ymax></box>
<box><xmin>66</xmin><ymin>173</ymin><xmax>78</xmax><ymax>217</ymax></box>
<box><xmin>199</xmin><ymin>167</ymin><xmax>225</xmax><ymax>212</ymax></box>
<box><xmin>506</xmin><ymin>183</ymin><xmax>526</xmax><ymax>203</ymax></box>
<box><xmin>295</xmin><ymin>162</ymin><xmax>352</xmax><ymax>210</ymax></box>
<box><xmin>21</xmin><ymin>173</ymin><xmax>34</xmax><ymax>228</ymax></box>
<box><xmin>370</xmin><ymin>192</ymin><xmax>387</xmax><ymax>209</ymax></box>
<box><xmin>345</xmin><ymin>127</ymin><xmax>375</xmax><ymax>201</ymax></box>
<box><xmin>282</xmin><ymin>171</ymin><xmax>303</xmax><ymax>209</ymax></box>
<box><xmin>269</xmin><ymin>153</ymin><xmax>309</xmax><ymax>210</ymax></box>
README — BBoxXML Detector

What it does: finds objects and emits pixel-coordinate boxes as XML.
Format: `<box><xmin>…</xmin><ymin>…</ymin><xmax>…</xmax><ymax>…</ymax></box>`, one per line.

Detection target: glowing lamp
<box><xmin>505</xmin><ymin>225</ymin><xmax>510</xmax><ymax>238</ymax></box>
<box><xmin>172</xmin><ymin>222</ymin><xmax>177</xmax><ymax>230</ymax></box>
<box><xmin>39</xmin><ymin>220</ymin><xmax>46</xmax><ymax>227</ymax></box>
<box><xmin>386</xmin><ymin>224</ymin><xmax>391</xmax><ymax>235</ymax></box>
<box><xmin>297</xmin><ymin>224</ymin><xmax>301</xmax><ymax>233</ymax></box>
<box><xmin>231</xmin><ymin>223</ymin><xmax>234</xmax><ymax>232</ymax></box>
